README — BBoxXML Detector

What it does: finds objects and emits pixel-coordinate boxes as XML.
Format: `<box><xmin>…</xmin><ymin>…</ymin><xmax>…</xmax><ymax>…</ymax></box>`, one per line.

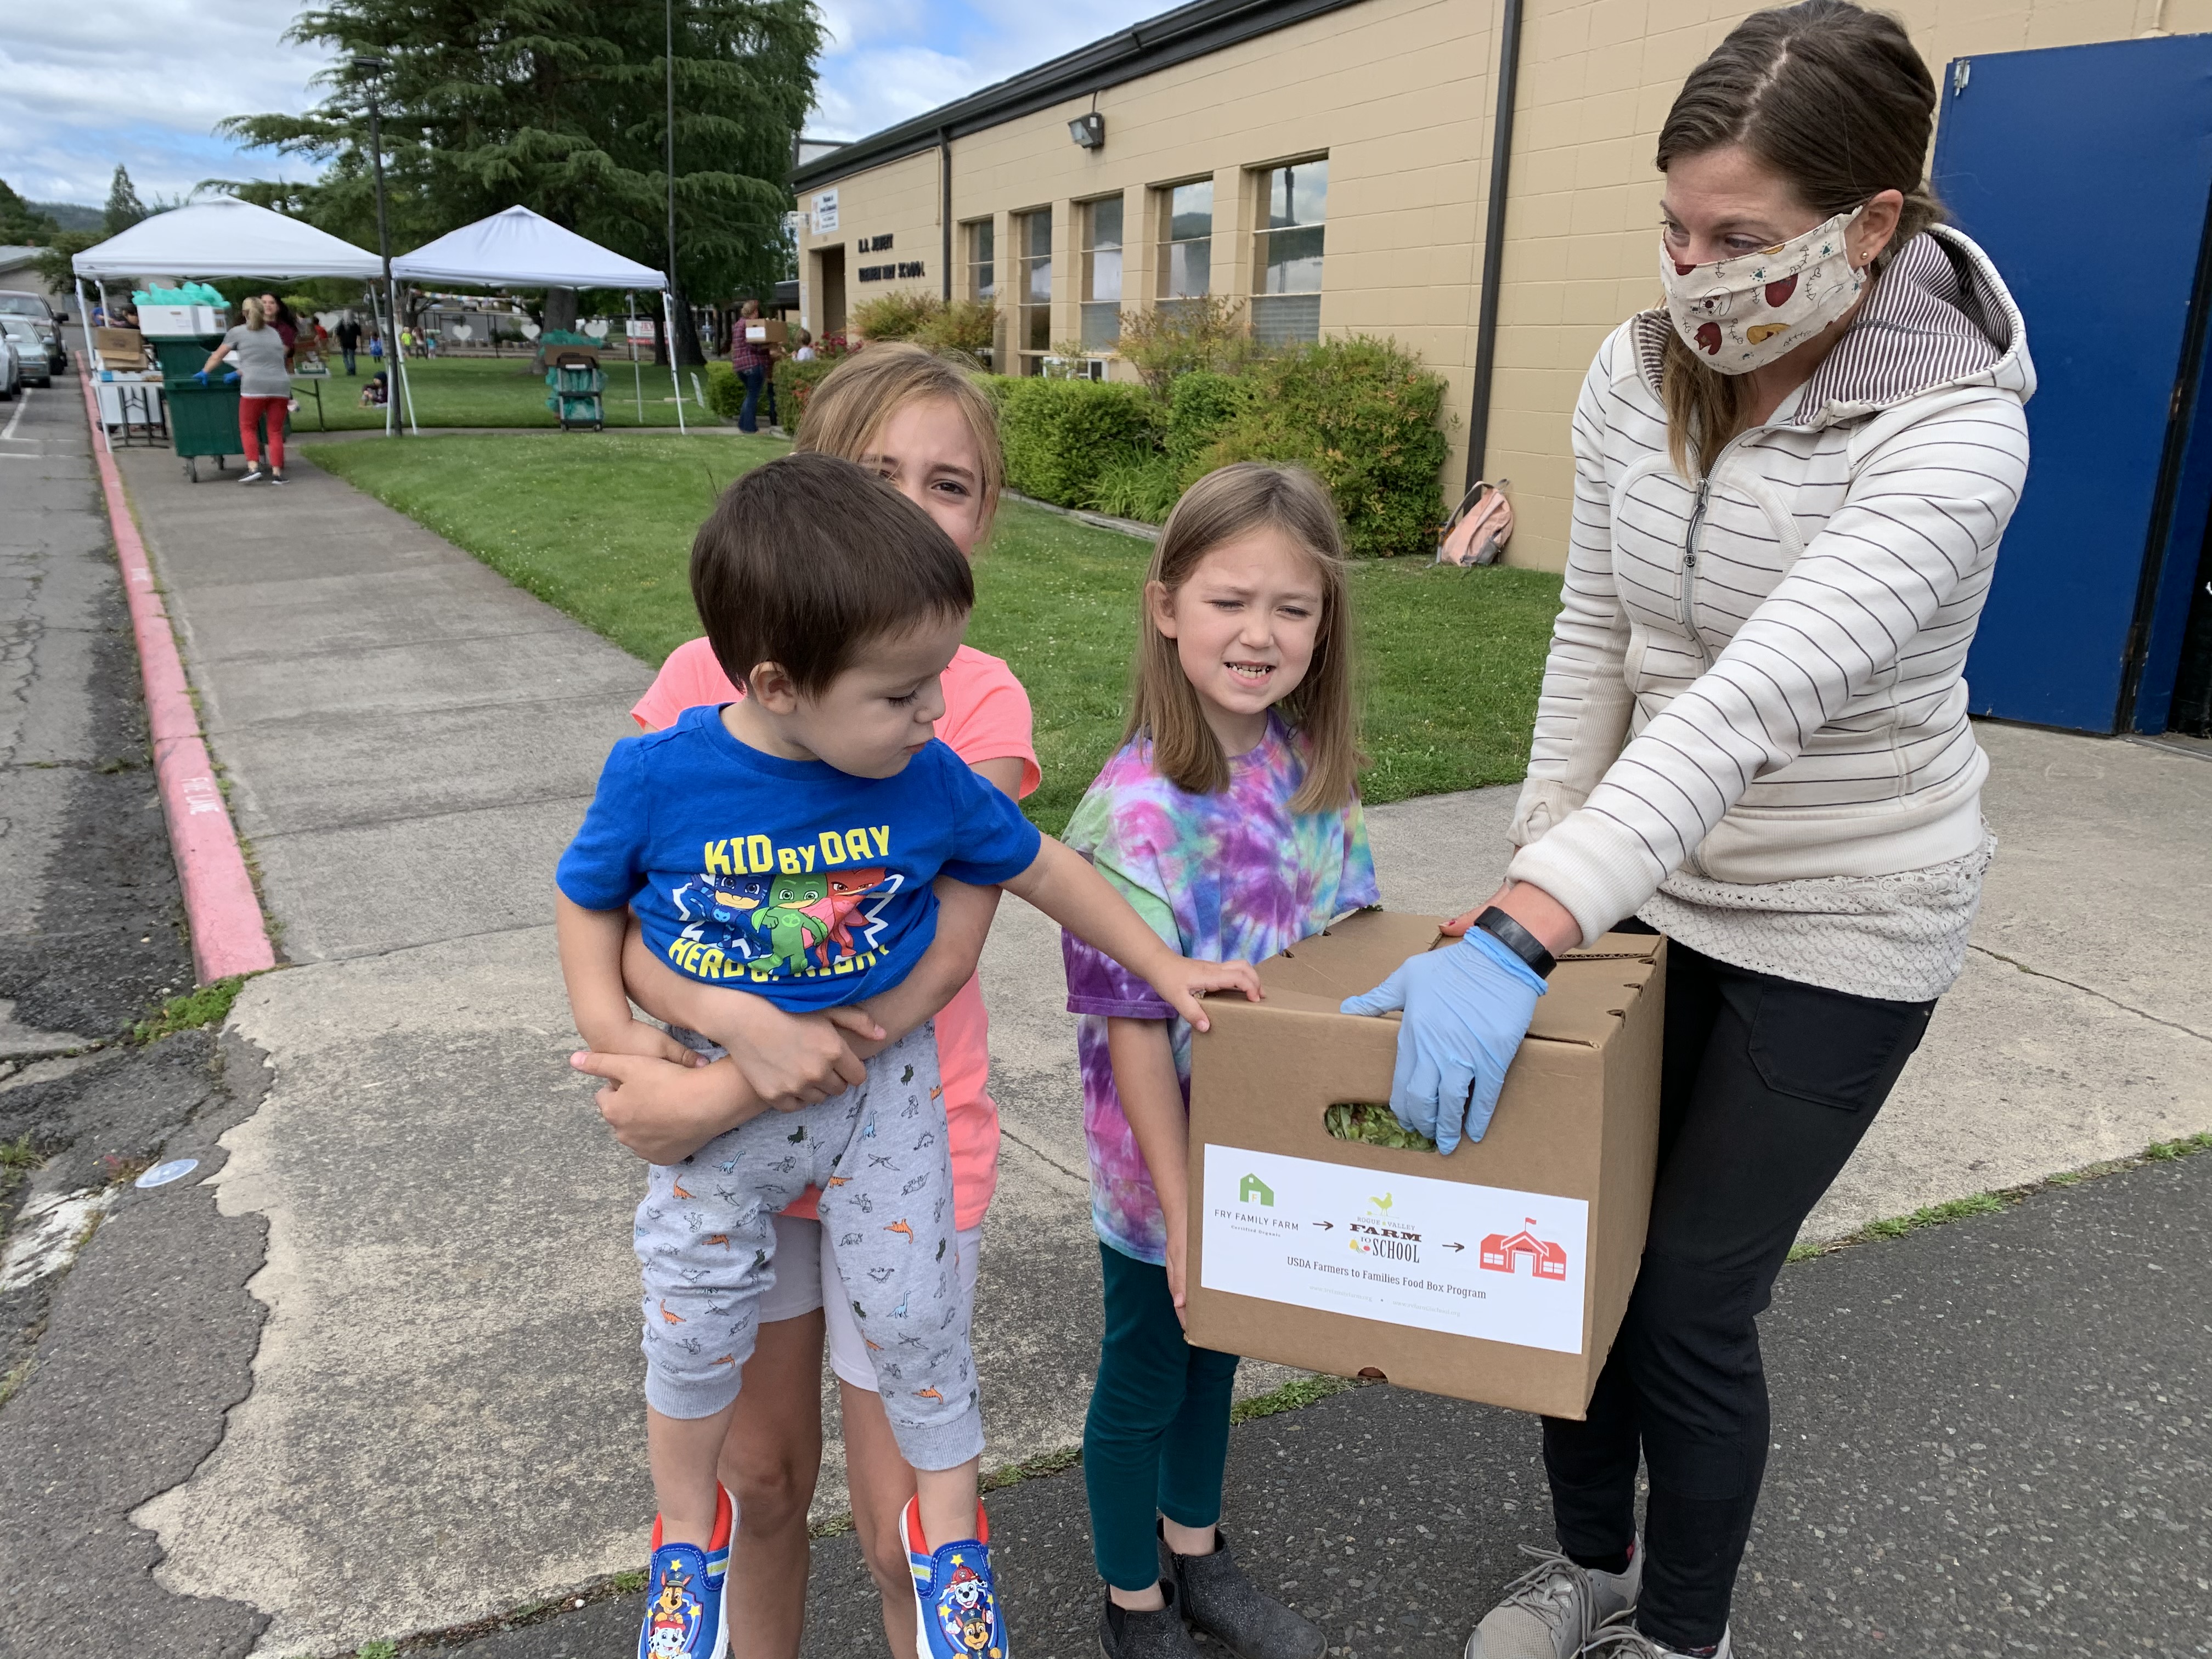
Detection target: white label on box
<box><xmin>1200</xmin><ymin>1145</ymin><xmax>1589</xmax><ymax>1354</ymax></box>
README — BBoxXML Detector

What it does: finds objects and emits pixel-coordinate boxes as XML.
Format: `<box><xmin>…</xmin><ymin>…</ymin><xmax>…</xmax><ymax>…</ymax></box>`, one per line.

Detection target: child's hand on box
<box><xmin>1140</xmin><ymin>954</ymin><xmax>1264</xmax><ymax>1034</ymax></box>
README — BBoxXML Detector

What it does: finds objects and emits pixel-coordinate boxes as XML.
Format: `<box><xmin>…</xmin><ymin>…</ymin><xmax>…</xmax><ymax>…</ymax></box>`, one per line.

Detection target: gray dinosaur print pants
<box><xmin>634</xmin><ymin>1021</ymin><xmax>980</xmax><ymax>1471</ymax></box>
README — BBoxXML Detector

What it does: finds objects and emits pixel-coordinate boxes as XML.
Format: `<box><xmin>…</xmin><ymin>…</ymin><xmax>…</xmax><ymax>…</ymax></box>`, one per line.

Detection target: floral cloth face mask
<box><xmin>1660</xmin><ymin>206</ymin><xmax>1867</xmax><ymax>374</ymax></box>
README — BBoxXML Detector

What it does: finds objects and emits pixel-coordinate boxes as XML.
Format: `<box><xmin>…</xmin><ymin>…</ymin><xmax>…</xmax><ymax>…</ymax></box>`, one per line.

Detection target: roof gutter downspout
<box><xmin>940</xmin><ymin>127</ymin><xmax>954</xmax><ymax>302</ymax></box>
<box><xmin>1465</xmin><ymin>0</ymin><xmax>1526</xmax><ymax>491</ymax></box>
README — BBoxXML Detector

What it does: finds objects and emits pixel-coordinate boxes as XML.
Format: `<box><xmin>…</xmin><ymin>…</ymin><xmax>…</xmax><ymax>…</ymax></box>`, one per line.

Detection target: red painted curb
<box><xmin>80</xmin><ymin>376</ymin><xmax>278</xmax><ymax>985</ymax></box>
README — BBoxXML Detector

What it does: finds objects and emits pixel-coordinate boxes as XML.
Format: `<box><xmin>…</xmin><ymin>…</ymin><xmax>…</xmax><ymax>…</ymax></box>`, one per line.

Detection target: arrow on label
<box><xmin>1311</xmin><ymin>1220</ymin><xmax>1334</xmax><ymax>1231</ymax></box>
<box><xmin>1444</xmin><ymin>1242</ymin><xmax>1466</xmax><ymax>1252</ymax></box>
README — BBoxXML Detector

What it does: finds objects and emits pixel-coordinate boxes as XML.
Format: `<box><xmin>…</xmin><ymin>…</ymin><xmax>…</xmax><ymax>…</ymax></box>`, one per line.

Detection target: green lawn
<box><xmin>298</xmin><ymin>352</ymin><xmax>704</xmax><ymax>431</ymax></box>
<box><xmin>311</xmin><ymin>433</ymin><xmax>1562</xmax><ymax>832</ymax></box>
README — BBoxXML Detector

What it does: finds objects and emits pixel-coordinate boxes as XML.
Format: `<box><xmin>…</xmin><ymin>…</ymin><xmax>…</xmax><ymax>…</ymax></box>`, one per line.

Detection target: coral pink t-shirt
<box><xmin>631</xmin><ymin>636</ymin><xmax>1040</xmax><ymax>1231</ymax></box>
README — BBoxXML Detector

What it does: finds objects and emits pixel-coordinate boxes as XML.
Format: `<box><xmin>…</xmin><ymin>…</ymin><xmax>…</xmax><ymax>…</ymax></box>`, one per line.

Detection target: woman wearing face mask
<box><xmin>1341</xmin><ymin>4</ymin><xmax>2032</xmax><ymax>1657</ymax></box>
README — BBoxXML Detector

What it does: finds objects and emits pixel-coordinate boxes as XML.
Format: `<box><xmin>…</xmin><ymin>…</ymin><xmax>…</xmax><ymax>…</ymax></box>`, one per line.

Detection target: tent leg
<box><xmin>74</xmin><ymin>279</ymin><xmax>109</xmax><ymax>456</ymax></box>
<box><xmin>662</xmin><ymin>290</ymin><xmax>686</xmax><ymax>435</ymax></box>
<box><xmin>390</xmin><ymin>279</ymin><xmax>420</xmax><ymax>436</ymax></box>
<box><xmin>629</xmin><ymin>294</ymin><xmax>644</xmax><ymax>425</ymax></box>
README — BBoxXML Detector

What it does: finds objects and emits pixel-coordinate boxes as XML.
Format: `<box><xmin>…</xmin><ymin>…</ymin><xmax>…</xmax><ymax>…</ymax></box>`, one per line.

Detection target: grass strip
<box><xmin>1786</xmin><ymin>1129</ymin><xmax>2212</xmax><ymax>1262</ymax></box>
<box><xmin>132</xmin><ymin>974</ymin><xmax>254</xmax><ymax>1044</ymax></box>
<box><xmin>299</xmin><ymin>354</ymin><xmax>704</xmax><ymax>432</ymax></box>
<box><xmin>311</xmin><ymin>433</ymin><xmax>1562</xmax><ymax>834</ymax></box>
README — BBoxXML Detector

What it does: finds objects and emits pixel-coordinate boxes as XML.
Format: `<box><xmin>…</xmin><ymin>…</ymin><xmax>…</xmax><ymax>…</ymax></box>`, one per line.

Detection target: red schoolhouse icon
<box><xmin>1479</xmin><ymin>1219</ymin><xmax>1568</xmax><ymax>1281</ymax></box>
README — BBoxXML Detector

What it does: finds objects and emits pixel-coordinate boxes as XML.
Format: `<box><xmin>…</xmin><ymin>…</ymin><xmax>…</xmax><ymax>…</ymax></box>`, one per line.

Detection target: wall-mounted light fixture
<box><xmin>1068</xmin><ymin>112</ymin><xmax>1105</xmax><ymax>149</ymax></box>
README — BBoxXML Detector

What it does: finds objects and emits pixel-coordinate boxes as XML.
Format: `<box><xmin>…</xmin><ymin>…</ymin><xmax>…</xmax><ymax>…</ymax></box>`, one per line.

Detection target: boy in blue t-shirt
<box><xmin>556</xmin><ymin>453</ymin><xmax>1258</xmax><ymax>1659</ymax></box>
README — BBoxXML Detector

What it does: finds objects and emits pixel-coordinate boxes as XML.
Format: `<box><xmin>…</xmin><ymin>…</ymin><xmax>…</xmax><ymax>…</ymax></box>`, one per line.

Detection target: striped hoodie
<box><xmin>1506</xmin><ymin>228</ymin><xmax>2035</xmax><ymax>950</ymax></box>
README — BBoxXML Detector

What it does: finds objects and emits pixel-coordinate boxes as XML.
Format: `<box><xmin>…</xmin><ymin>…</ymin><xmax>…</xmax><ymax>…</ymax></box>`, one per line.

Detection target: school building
<box><xmin>789</xmin><ymin>0</ymin><xmax>2206</xmax><ymax>579</ymax></box>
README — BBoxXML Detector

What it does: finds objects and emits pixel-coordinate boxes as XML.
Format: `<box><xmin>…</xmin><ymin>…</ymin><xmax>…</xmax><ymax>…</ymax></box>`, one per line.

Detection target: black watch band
<box><xmin>1471</xmin><ymin>906</ymin><xmax>1557</xmax><ymax>980</ymax></box>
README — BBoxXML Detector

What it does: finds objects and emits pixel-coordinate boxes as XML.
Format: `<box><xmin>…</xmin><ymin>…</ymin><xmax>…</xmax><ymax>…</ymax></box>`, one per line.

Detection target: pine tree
<box><xmin>103</xmin><ymin>165</ymin><xmax>148</xmax><ymax>235</ymax></box>
<box><xmin>220</xmin><ymin>0</ymin><xmax>821</xmax><ymax>364</ymax></box>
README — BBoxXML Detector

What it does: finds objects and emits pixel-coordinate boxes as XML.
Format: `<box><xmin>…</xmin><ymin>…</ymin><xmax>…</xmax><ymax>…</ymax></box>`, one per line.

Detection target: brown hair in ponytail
<box><xmin>1656</xmin><ymin>0</ymin><xmax>1943</xmax><ymax>477</ymax></box>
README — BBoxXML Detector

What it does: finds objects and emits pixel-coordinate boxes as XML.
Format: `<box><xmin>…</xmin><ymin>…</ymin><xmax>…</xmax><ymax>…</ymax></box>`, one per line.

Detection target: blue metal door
<box><xmin>1934</xmin><ymin>35</ymin><xmax>2212</xmax><ymax>732</ymax></box>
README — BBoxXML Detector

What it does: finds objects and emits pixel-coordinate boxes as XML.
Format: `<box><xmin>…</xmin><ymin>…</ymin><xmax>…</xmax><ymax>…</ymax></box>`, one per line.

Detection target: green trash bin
<box><xmin>166</xmin><ymin>379</ymin><xmax>242</xmax><ymax>482</ymax></box>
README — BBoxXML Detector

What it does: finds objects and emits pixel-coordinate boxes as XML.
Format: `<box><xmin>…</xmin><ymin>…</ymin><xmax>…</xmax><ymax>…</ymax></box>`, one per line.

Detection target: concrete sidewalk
<box><xmin>103</xmin><ymin>439</ymin><xmax>2212</xmax><ymax>1655</ymax></box>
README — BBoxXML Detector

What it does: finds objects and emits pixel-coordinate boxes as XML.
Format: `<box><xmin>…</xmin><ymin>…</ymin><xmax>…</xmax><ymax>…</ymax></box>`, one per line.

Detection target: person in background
<box><xmin>199</xmin><ymin>296</ymin><xmax>295</xmax><ymax>486</ymax></box>
<box><xmin>359</xmin><ymin>369</ymin><xmax>389</xmax><ymax>408</ymax></box>
<box><xmin>792</xmin><ymin>329</ymin><xmax>816</xmax><ymax>363</ymax></box>
<box><xmin>335</xmin><ymin>314</ymin><xmax>362</xmax><ymax>375</ymax></box>
<box><xmin>260</xmin><ymin>294</ymin><xmax>300</xmax><ymax>366</ymax></box>
<box><xmin>728</xmin><ymin>298</ymin><xmax>776</xmax><ymax>434</ymax></box>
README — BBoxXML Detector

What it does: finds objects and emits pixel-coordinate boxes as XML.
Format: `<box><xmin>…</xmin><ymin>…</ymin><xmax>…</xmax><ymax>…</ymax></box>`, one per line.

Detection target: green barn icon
<box><xmin>1239</xmin><ymin>1173</ymin><xmax>1274</xmax><ymax>1207</ymax></box>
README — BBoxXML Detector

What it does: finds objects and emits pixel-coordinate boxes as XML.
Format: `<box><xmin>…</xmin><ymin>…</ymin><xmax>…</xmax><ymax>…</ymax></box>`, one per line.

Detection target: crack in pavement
<box><xmin>1966</xmin><ymin>942</ymin><xmax>2212</xmax><ymax>1046</ymax></box>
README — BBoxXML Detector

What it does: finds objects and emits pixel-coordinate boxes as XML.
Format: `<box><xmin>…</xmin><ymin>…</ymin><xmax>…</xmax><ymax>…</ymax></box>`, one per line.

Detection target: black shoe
<box><xmin>1101</xmin><ymin>1582</ymin><xmax>1202</xmax><ymax>1659</ymax></box>
<box><xmin>1160</xmin><ymin>1525</ymin><xmax>1325</xmax><ymax>1659</ymax></box>
<box><xmin>268</xmin><ymin>470</ymin><xmax>287</xmax><ymax>485</ymax></box>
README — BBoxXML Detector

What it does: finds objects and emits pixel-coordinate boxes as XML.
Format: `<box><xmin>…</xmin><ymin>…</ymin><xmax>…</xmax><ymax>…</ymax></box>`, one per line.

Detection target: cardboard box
<box><xmin>744</xmin><ymin>318</ymin><xmax>788</xmax><ymax>345</ymax></box>
<box><xmin>194</xmin><ymin>304</ymin><xmax>229</xmax><ymax>334</ymax></box>
<box><xmin>136</xmin><ymin>304</ymin><xmax>199</xmax><ymax>337</ymax></box>
<box><xmin>1184</xmin><ymin>910</ymin><xmax>1664</xmax><ymax>1420</ymax></box>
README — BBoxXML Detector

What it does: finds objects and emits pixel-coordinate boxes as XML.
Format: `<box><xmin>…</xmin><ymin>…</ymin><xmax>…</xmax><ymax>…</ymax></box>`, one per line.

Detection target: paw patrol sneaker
<box><xmin>905</xmin><ymin>1495</ymin><xmax>1008</xmax><ymax>1659</ymax></box>
<box><xmin>638</xmin><ymin>1484</ymin><xmax>733</xmax><ymax>1659</ymax></box>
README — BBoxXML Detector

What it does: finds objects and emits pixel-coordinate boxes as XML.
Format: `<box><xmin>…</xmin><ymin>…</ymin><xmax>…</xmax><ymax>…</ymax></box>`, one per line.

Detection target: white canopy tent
<box><xmin>392</xmin><ymin>206</ymin><xmax>686</xmax><ymax>431</ymax></box>
<box><xmin>71</xmin><ymin>196</ymin><xmax>383</xmax><ymax>280</ymax></box>
<box><xmin>69</xmin><ymin>196</ymin><xmax>411</xmax><ymax>438</ymax></box>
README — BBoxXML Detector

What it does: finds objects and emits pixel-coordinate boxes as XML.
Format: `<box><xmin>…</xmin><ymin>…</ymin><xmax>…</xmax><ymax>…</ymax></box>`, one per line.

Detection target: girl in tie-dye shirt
<box><xmin>1059</xmin><ymin>464</ymin><xmax>1378</xmax><ymax>1659</ymax></box>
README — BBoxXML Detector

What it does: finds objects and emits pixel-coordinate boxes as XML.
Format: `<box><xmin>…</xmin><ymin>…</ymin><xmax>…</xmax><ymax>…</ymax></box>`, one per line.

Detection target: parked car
<box><xmin>0</xmin><ymin>291</ymin><xmax>67</xmax><ymax>374</ymax></box>
<box><xmin>0</xmin><ymin>335</ymin><xmax>21</xmax><ymax>401</ymax></box>
<box><xmin>0</xmin><ymin>317</ymin><xmax>51</xmax><ymax>387</ymax></box>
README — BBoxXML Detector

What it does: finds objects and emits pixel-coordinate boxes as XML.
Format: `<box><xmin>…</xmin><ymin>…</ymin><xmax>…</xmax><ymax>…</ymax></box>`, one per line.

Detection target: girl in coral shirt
<box><xmin>614</xmin><ymin>344</ymin><xmax>1035</xmax><ymax>1658</ymax></box>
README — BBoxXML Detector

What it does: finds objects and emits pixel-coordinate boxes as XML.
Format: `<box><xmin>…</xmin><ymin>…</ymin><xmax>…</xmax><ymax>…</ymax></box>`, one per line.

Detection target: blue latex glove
<box><xmin>1338</xmin><ymin>929</ymin><xmax>1547</xmax><ymax>1154</ymax></box>
<box><xmin>193</xmin><ymin>370</ymin><xmax>208</xmax><ymax>385</ymax></box>
<box><xmin>221</xmin><ymin>370</ymin><xmax>239</xmax><ymax>386</ymax></box>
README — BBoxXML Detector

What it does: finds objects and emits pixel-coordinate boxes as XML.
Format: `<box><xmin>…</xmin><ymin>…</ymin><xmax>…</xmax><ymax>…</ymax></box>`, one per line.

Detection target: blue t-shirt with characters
<box><xmin>557</xmin><ymin>703</ymin><xmax>1042</xmax><ymax>1011</ymax></box>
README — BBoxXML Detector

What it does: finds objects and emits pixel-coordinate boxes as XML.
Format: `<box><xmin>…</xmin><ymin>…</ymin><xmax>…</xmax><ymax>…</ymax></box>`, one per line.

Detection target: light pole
<box><xmin>353</xmin><ymin>54</ymin><xmax>402</xmax><ymax>437</ymax></box>
<box><xmin>665</xmin><ymin>0</ymin><xmax>679</xmax><ymax>370</ymax></box>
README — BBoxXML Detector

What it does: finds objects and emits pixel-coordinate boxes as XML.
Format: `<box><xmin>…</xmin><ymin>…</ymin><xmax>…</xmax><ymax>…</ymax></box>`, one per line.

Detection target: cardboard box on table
<box><xmin>1183</xmin><ymin>910</ymin><xmax>1664</xmax><ymax>1420</ymax></box>
<box><xmin>744</xmin><ymin>318</ymin><xmax>789</xmax><ymax>345</ymax></box>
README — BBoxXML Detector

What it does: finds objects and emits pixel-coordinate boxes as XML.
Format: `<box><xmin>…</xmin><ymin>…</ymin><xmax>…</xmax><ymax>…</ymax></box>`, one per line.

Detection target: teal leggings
<box><xmin>1084</xmin><ymin>1242</ymin><xmax>1243</xmax><ymax>1590</ymax></box>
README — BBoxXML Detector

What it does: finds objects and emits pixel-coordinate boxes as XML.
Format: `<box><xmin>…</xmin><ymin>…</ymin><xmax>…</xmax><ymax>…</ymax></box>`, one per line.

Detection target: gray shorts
<box><xmin>633</xmin><ymin>1022</ymin><xmax>979</xmax><ymax>1470</ymax></box>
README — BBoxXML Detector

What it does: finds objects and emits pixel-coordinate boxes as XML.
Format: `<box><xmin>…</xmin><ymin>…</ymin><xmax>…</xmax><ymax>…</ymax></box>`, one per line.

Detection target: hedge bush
<box><xmin>997</xmin><ymin>377</ymin><xmax>1163</xmax><ymax>509</ymax></box>
<box><xmin>1197</xmin><ymin>336</ymin><xmax>1450</xmax><ymax>558</ymax></box>
<box><xmin>989</xmin><ymin>335</ymin><xmax>1451</xmax><ymax>556</ymax></box>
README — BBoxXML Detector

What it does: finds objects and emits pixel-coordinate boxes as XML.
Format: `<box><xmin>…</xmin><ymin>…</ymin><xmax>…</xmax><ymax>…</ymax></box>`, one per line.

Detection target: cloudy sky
<box><xmin>0</xmin><ymin>0</ymin><xmax>1161</xmax><ymax>210</ymax></box>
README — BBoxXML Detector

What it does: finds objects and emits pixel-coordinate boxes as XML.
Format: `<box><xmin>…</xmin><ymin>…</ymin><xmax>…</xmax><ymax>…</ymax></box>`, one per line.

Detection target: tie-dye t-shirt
<box><xmin>1059</xmin><ymin>714</ymin><xmax>1380</xmax><ymax>1264</ymax></box>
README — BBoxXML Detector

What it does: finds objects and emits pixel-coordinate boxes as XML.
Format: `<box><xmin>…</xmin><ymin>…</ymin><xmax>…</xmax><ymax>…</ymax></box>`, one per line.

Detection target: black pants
<box><xmin>1542</xmin><ymin>932</ymin><xmax>1935</xmax><ymax>1651</ymax></box>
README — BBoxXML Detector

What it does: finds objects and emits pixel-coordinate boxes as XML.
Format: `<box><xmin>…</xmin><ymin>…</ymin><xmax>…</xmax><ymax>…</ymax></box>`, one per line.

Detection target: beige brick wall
<box><xmin>800</xmin><ymin>0</ymin><xmax>2204</xmax><ymax>568</ymax></box>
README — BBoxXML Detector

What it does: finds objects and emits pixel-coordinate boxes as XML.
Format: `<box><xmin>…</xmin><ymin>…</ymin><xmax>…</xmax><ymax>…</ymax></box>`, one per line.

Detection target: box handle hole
<box><xmin>1323</xmin><ymin>1102</ymin><xmax>1437</xmax><ymax>1153</ymax></box>
<box><xmin>1357</xmin><ymin>1367</ymin><xmax>1388</xmax><ymax>1381</ymax></box>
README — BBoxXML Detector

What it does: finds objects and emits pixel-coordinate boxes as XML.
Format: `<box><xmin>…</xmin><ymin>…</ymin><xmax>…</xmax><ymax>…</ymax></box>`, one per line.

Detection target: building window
<box><xmin>1158</xmin><ymin>178</ymin><xmax>1212</xmax><ymax>311</ymax></box>
<box><xmin>966</xmin><ymin>219</ymin><xmax>995</xmax><ymax>302</ymax></box>
<box><xmin>1080</xmin><ymin>194</ymin><xmax>1124</xmax><ymax>351</ymax></box>
<box><xmin>1017</xmin><ymin>207</ymin><xmax>1052</xmax><ymax>374</ymax></box>
<box><xmin>1252</xmin><ymin>156</ymin><xmax>1327</xmax><ymax>345</ymax></box>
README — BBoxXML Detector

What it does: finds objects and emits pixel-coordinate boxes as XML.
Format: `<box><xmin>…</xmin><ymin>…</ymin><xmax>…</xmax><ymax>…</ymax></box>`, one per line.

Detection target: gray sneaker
<box><xmin>1583</xmin><ymin>1609</ymin><xmax>1732</xmax><ymax>1657</ymax></box>
<box><xmin>1464</xmin><ymin>1541</ymin><xmax>1642</xmax><ymax>1659</ymax></box>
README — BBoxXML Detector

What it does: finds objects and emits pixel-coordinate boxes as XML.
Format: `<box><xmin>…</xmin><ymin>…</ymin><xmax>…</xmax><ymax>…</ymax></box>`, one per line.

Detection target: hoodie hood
<box><xmin>1633</xmin><ymin>225</ymin><xmax>2036</xmax><ymax>426</ymax></box>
